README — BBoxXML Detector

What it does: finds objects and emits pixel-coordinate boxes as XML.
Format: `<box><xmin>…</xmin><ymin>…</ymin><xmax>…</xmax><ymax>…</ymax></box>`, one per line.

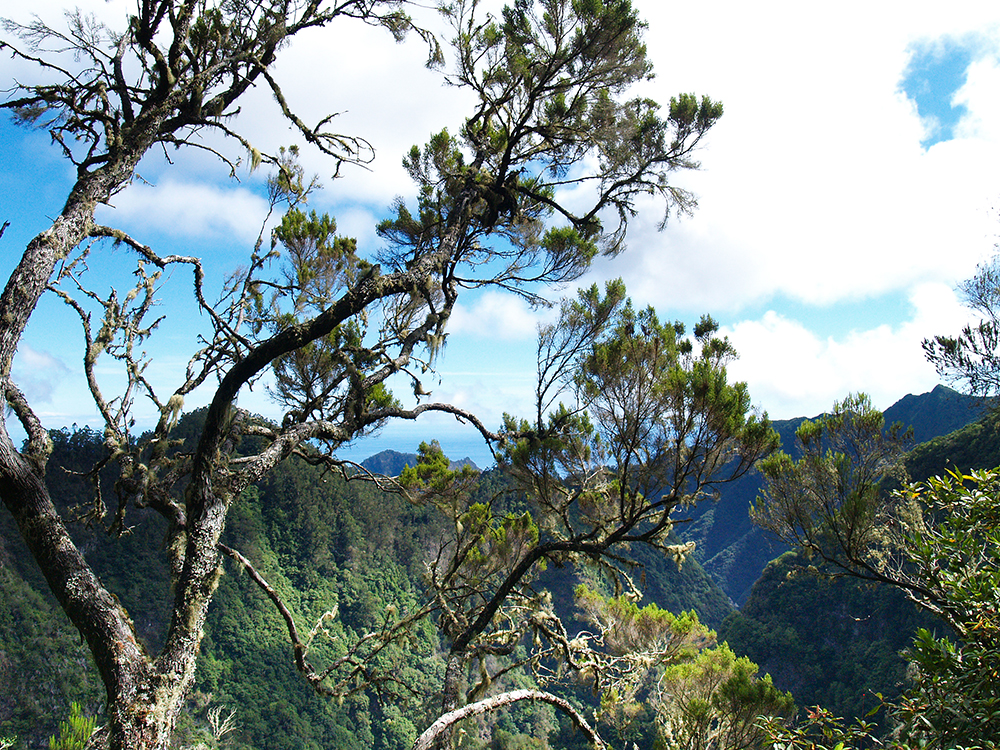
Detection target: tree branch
<box><xmin>411</xmin><ymin>689</ymin><xmax>606</xmax><ymax>750</ymax></box>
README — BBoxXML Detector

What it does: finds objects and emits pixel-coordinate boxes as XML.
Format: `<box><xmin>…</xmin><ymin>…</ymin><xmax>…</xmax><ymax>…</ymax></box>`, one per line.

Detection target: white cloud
<box><xmin>955</xmin><ymin>54</ymin><xmax>1000</xmax><ymax>141</ymax></box>
<box><xmin>103</xmin><ymin>180</ymin><xmax>271</xmax><ymax>245</ymax></box>
<box><xmin>11</xmin><ymin>344</ymin><xmax>69</xmax><ymax>403</ymax></box>
<box><xmin>432</xmin><ymin>373</ymin><xmax>538</xmax><ymax>429</ymax></box>
<box><xmin>448</xmin><ymin>291</ymin><xmax>556</xmax><ymax>341</ymax></box>
<box><xmin>726</xmin><ymin>282</ymin><xmax>976</xmax><ymax>419</ymax></box>
<box><xmin>10</xmin><ymin>0</ymin><xmax>1000</xmax><ymax>447</ymax></box>
<box><xmin>587</xmin><ymin>1</ymin><xmax>1000</xmax><ymax>315</ymax></box>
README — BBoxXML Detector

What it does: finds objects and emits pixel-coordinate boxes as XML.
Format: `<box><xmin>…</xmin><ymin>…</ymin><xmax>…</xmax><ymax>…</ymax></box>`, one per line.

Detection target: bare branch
<box><xmin>411</xmin><ymin>689</ymin><xmax>606</xmax><ymax>750</ymax></box>
<box><xmin>2</xmin><ymin>378</ymin><xmax>52</xmax><ymax>473</ymax></box>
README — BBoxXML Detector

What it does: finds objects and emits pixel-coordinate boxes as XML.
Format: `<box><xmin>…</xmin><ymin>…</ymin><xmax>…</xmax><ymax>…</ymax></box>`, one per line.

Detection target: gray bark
<box><xmin>412</xmin><ymin>689</ymin><xmax>606</xmax><ymax>750</ymax></box>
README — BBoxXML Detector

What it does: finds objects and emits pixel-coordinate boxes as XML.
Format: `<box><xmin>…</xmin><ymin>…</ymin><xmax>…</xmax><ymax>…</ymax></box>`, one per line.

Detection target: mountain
<box><xmin>719</xmin><ymin>549</ymin><xmax>937</xmax><ymax>722</ymax></box>
<box><xmin>1</xmin><ymin>390</ymin><xmax>981</xmax><ymax>745</ymax></box>
<box><xmin>352</xmin><ymin>387</ymin><xmax>986</xmax><ymax>609</ymax></box>
<box><xmin>882</xmin><ymin>383</ymin><xmax>989</xmax><ymax>443</ymax></box>
<box><xmin>679</xmin><ymin>385</ymin><xmax>988</xmax><ymax>604</ymax></box>
<box><xmin>360</xmin><ymin>449</ymin><xmax>479</xmax><ymax>476</ymax></box>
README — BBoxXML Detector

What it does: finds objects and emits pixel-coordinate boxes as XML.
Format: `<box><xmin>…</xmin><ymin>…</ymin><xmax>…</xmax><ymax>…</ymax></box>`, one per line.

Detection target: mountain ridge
<box><xmin>679</xmin><ymin>384</ymin><xmax>988</xmax><ymax>604</ymax></box>
<box><xmin>360</xmin><ymin>448</ymin><xmax>479</xmax><ymax>476</ymax></box>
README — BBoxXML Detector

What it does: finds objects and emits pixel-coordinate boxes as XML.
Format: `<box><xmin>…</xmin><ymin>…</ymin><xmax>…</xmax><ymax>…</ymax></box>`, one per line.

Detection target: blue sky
<box><xmin>903</xmin><ymin>38</ymin><xmax>974</xmax><ymax>146</ymax></box>
<box><xmin>4</xmin><ymin>1</ymin><xmax>1000</xmax><ymax>469</ymax></box>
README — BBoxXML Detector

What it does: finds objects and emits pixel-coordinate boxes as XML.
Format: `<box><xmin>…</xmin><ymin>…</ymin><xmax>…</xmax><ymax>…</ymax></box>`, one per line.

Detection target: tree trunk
<box><xmin>0</xmin><ymin>433</ymin><xmax>185</xmax><ymax>749</ymax></box>
<box><xmin>0</xmin><ymin>440</ymin><xmax>222</xmax><ymax>749</ymax></box>
<box><xmin>433</xmin><ymin>651</ymin><xmax>467</xmax><ymax>750</ymax></box>
<box><xmin>0</xmin><ymin>129</ymin><xmax>201</xmax><ymax>749</ymax></box>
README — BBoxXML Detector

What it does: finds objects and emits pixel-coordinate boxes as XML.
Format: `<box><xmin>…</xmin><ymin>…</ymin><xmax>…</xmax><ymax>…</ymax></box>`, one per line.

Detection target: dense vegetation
<box><xmin>719</xmin><ymin>552</ymin><xmax>938</xmax><ymax>721</ymax></box>
<box><xmin>5</xmin><ymin>0</ymin><xmax>996</xmax><ymax>743</ymax></box>
<box><xmin>0</xmin><ymin>418</ymin><xmax>746</xmax><ymax>748</ymax></box>
<box><xmin>677</xmin><ymin>385</ymin><xmax>985</xmax><ymax>605</ymax></box>
<box><xmin>2</xmin><ymin>384</ymin><xmax>992</xmax><ymax>748</ymax></box>
<box><xmin>720</xmin><ymin>395</ymin><xmax>998</xmax><ymax>724</ymax></box>
<box><xmin>0</xmin><ymin>0</ymin><xmax>739</xmax><ymax>743</ymax></box>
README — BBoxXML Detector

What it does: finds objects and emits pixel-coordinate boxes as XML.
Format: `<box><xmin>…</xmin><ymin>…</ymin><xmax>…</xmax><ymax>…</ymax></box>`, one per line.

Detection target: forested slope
<box><xmin>681</xmin><ymin>385</ymin><xmax>986</xmax><ymax>604</ymax></box>
<box><xmin>0</xmin><ymin>421</ymin><xmax>733</xmax><ymax>748</ymax></box>
<box><xmin>4</xmin><ymin>389</ymin><xmax>981</xmax><ymax>745</ymax></box>
<box><xmin>721</xmin><ymin>398</ymin><xmax>999</xmax><ymax>724</ymax></box>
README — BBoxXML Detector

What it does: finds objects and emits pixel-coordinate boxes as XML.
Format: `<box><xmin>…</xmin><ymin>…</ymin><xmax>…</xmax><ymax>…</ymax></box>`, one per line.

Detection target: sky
<box><xmin>3</xmin><ymin>0</ymin><xmax>1000</xmax><ymax>468</ymax></box>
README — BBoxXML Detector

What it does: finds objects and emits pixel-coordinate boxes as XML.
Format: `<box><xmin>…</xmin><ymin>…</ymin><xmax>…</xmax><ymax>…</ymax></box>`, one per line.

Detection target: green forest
<box><xmin>0</xmin><ymin>412</ymin><xmax>763</xmax><ymax>749</ymax></box>
<box><xmin>2</xmin><ymin>385</ymin><xmax>1000</xmax><ymax>749</ymax></box>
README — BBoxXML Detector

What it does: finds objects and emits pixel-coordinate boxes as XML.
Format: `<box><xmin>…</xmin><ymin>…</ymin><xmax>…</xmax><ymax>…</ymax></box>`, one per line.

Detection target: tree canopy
<box><xmin>385</xmin><ymin>285</ymin><xmax>777</xmax><ymax>748</ymax></box>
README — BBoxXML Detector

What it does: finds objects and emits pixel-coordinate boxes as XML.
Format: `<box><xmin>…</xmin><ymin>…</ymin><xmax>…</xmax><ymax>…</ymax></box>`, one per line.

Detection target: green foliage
<box><xmin>719</xmin><ymin>551</ymin><xmax>931</xmax><ymax>721</ymax></box>
<box><xmin>571</xmin><ymin>589</ymin><xmax>792</xmax><ymax>750</ymax></box>
<box><xmin>576</xmin><ymin>585</ymin><xmax>710</xmax><ymax>660</ymax></box>
<box><xmin>655</xmin><ymin>642</ymin><xmax>794</xmax><ymax>750</ymax></box>
<box><xmin>888</xmin><ymin>469</ymin><xmax>1000</xmax><ymax>747</ymax></box>
<box><xmin>400</xmin><ymin>441</ymin><xmax>479</xmax><ymax>497</ymax></box>
<box><xmin>758</xmin><ymin>706</ymin><xmax>882</xmax><ymax>750</ymax></box>
<box><xmin>572</xmin><ymin>587</ymin><xmax>712</xmax><ymax>744</ymax></box>
<box><xmin>48</xmin><ymin>703</ymin><xmax>95</xmax><ymax>750</ymax></box>
<box><xmin>375</xmin><ymin>704</ymin><xmax>417</xmax><ymax>750</ymax></box>
<box><xmin>753</xmin><ymin>393</ymin><xmax>1000</xmax><ymax>748</ymax></box>
<box><xmin>752</xmin><ymin>393</ymin><xmax>910</xmax><ymax>578</ymax></box>
<box><xmin>259</xmin><ymin>192</ymin><xmax>404</xmax><ymax>427</ymax></box>
<box><xmin>378</xmin><ymin>0</ymin><xmax>724</xmax><ymax>296</ymax></box>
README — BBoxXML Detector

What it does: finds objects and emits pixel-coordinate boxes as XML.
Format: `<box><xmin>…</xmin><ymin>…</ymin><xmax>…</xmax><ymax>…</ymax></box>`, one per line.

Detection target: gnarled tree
<box><xmin>0</xmin><ymin>0</ymin><xmax>727</xmax><ymax>747</ymax></box>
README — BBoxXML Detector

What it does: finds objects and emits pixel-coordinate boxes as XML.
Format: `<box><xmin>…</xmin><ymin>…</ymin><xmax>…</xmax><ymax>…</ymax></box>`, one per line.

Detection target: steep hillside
<box><xmin>719</xmin><ymin>551</ymin><xmax>936</xmax><ymax>721</ymax></box>
<box><xmin>883</xmin><ymin>383</ymin><xmax>989</xmax><ymax>444</ymax></box>
<box><xmin>0</xmin><ymin>424</ymin><xmax>733</xmax><ymax>747</ymax></box>
<box><xmin>680</xmin><ymin>385</ymin><xmax>986</xmax><ymax>604</ymax></box>
<box><xmin>675</xmin><ymin>418</ymin><xmax>799</xmax><ymax>604</ymax></box>
<box><xmin>905</xmin><ymin>399</ymin><xmax>1000</xmax><ymax>477</ymax></box>
<box><xmin>721</xmin><ymin>399</ymin><xmax>1000</xmax><ymax>723</ymax></box>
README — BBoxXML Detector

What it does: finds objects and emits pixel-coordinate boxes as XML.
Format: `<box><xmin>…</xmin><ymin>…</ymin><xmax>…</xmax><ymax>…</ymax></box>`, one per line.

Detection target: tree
<box><xmin>753</xmin><ymin>395</ymin><xmax>1000</xmax><ymax>747</ymax></box>
<box><xmin>387</xmin><ymin>286</ymin><xmax>778</xmax><ymax>748</ymax></box>
<box><xmin>49</xmin><ymin>703</ymin><xmax>98</xmax><ymax>750</ymax></box>
<box><xmin>889</xmin><ymin>469</ymin><xmax>1000</xmax><ymax>748</ymax></box>
<box><xmin>924</xmin><ymin>252</ymin><xmax>1000</xmax><ymax>397</ymax></box>
<box><xmin>750</xmin><ymin>394</ymin><xmax>913</xmax><ymax>589</ymax></box>
<box><xmin>0</xmin><ymin>0</ymin><xmax>726</xmax><ymax>747</ymax></box>
<box><xmin>654</xmin><ymin>642</ymin><xmax>794</xmax><ymax>750</ymax></box>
